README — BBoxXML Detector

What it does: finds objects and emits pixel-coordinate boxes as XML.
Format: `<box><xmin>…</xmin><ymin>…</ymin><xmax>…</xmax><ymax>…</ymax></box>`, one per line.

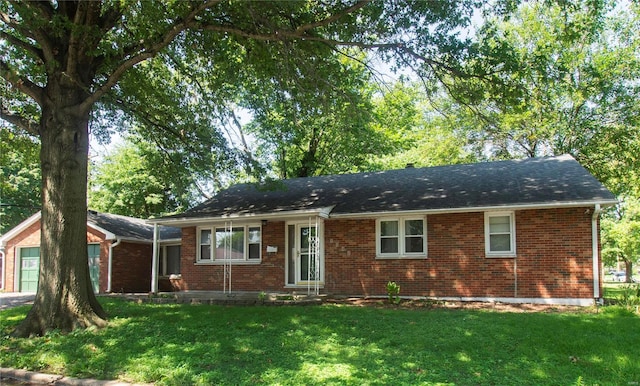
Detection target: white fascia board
<box><xmin>159</xmin><ymin>238</ymin><xmax>182</xmax><ymax>244</ymax></box>
<box><xmin>113</xmin><ymin>237</ymin><xmax>153</xmax><ymax>245</ymax></box>
<box><xmin>147</xmin><ymin>206</ymin><xmax>335</xmax><ymax>227</ymax></box>
<box><xmin>87</xmin><ymin>223</ymin><xmax>117</xmax><ymax>240</ymax></box>
<box><xmin>0</xmin><ymin>211</ymin><xmax>41</xmax><ymax>247</ymax></box>
<box><xmin>329</xmin><ymin>199</ymin><xmax>618</xmax><ymax>219</ymax></box>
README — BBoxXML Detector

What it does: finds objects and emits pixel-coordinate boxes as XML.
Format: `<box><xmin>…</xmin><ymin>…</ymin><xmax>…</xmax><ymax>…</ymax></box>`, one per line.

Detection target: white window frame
<box><xmin>484</xmin><ymin>211</ymin><xmax>516</xmax><ymax>257</ymax></box>
<box><xmin>196</xmin><ymin>224</ymin><xmax>262</xmax><ymax>264</ymax></box>
<box><xmin>376</xmin><ymin>216</ymin><xmax>427</xmax><ymax>259</ymax></box>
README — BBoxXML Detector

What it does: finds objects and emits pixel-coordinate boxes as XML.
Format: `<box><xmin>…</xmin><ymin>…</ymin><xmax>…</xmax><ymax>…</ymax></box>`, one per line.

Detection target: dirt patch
<box><xmin>324</xmin><ymin>297</ymin><xmax>592</xmax><ymax>313</ymax></box>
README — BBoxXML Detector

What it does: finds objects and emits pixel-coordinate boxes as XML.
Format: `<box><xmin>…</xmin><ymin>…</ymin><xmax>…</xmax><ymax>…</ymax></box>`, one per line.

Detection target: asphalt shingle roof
<box><xmin>172</xmin><ymin>154</ymin><xmax>616</xmax><ymax>221</ymax></box>
<box><xmin>88</xmin><ymin>211</ymin><xmax>181</xmax><ymax>240</ymax></box>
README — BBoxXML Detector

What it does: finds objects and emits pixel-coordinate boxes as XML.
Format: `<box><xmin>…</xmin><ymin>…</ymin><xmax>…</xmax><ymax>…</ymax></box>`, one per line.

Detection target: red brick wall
<box><xmin>110</xmin><ymin>241</ymin><xmax>153</xmax><ymax>293</ymax></box>
<box><xmin>516</xmin><ymin>208</ymin><xmax>595</xmax><ymax>299</ymax></box>
<box><xmin>175</xmin><ymin>207</ymin><xmax>598</xmax><ymax>300</ymax></box>
<box><xmin>324</xmin><ymin>208</ymin><xmax>595</xmax><ymax>299</ymax></box>
<box><xmin>175</xmin><ymin>222</ymin><xmax>287</xmax><ymax>291</ymax></box>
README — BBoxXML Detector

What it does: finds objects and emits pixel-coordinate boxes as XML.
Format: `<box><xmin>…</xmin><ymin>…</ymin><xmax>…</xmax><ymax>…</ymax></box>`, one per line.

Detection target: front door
<box><xmin>286</xmin><ymin>221</ymin><xmax>323</xmax><ymax>287</ymax></box>
<box><xmin>297</xmin><ymin>224</ymin><xmax>320</xmax><ymax>283</ymax></box>
<box><xmin>19</xmin><ymin>247</ymin><xmax>40</xmax><ymax>292</ymax></box>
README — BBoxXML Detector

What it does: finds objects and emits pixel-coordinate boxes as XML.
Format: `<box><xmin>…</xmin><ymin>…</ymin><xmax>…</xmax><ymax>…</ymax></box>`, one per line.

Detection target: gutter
<box><xmin>107</xmin><ymin>238</ymin><xmax>121</xmax><ymax>293</ymax></box>
<box><xmin>147</xmin><ymin>206</ymin><xmax>335</xmax><ymax>227</ymax></box>
<box><xmin>331</xmin><ymin>200</ymin><xmax>619</xmax><ymax>219</ymax></box>
<box><xmin>592</xmin><ymin>204</ymin><xmax>603</xmax><ymax>301</ymax></box>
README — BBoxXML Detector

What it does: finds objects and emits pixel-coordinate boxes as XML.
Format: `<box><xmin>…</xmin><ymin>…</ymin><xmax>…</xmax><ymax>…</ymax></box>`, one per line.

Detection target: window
<box><xmin>377</xmin><ymin>217</ymin><xmax>426</xmax><ymax>258</ymax></box>
<box><xmin>215</xmin><ymin>227</ymin><xmax>244</xmax><ymax>260</ymax></box>
<box><xmin>485</xmin><ymin>212</ymin><xmax>516</xmax><ymax>257</ymax></box>
<box><xmin>159</xmin><ymin>245</ymin><xmax>181</xmax><ymax>276</ymax></box>
<box><xmin>248</xmin><ymin>227</ymin><xmax>261</xmax><ymax>260</ymax></box>
<box><xmin>200</xmin><ymin>229</ymin><xmax>212</xmax><ymax>261</ymax></box>
<box><xmin>197</xmin><ymin>224</ymin><xmax>261</xmax><ymax>262</ymax></box>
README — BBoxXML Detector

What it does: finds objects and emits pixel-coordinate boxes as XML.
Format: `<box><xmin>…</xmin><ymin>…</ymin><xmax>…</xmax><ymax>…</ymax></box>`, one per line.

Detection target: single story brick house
<box><xmin>0</xmin><ymin>210</ymin><xmax>181</xmax><ymax>293</ymax></box>
<box><xmin>149</xmin><ymin>155</ymin><xmax>617</xmax><ymax>305</ymax></box>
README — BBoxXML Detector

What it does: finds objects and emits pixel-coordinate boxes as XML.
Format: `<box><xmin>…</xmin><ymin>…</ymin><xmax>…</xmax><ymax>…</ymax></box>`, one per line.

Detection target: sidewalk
<box><xmin>0</xmin><ymin>292</ymin><xmax>35</xmax><ymax>310</ymax></box>
<box><xmin>1</xmin><ymin>368</ymin><xmax>152</xmax><ymax>385</ymax></box>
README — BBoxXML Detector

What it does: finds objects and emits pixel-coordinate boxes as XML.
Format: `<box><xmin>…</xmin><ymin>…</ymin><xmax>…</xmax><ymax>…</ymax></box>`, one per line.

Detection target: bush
<box><xmin>385</xmin><ymin>281</ymin><xmax>401</xmax><ymax>304</ymax></box>
<box><xmin>617</xmin><ymin>284</ymin><xmax>640</xmax><ymax>313</ymax></box>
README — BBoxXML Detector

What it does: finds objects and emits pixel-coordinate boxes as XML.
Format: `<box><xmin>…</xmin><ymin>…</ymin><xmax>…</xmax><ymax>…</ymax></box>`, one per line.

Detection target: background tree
<box><xmin>0</xmin><ymin>128</ymin><xmax>40</xmax><ymax>233</ymax></box>
<box><xmin>443</xmin><ymin>0</ymin><xmax>640</xmax><ymax>196</ymax></box>
<box><xmin>367</xmin><ymin>82</ymin><xmax>476</xmax><ymax>170</ymax></box>
<box><xmin>1</xmin><ymin>0</ymin><xmax>487</xmax><ymax>336</ymax></box>
<box><xmin>89</xmin><ymin>135</ymin><xmax>211</xmax><ymax>218</ymax></box>
<box><xmin>244</xmin><ymin>53</ymin><xmax>384</xmax><ymax>178</ymax></box>
<box><xmin>602</xmin><ymin>197</ymin><xmax>640</xmax><ymax>283</ymax></box>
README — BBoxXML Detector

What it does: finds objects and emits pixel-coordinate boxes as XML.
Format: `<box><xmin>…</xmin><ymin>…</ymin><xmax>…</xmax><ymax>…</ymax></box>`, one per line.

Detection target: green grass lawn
<box><xmin>1</xmin><ymin>298</ymin><xmax>639</xmax><ymax>385</ymax></box>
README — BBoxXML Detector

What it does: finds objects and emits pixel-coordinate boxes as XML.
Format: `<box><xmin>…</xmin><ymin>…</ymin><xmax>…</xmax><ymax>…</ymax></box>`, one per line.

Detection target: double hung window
<box><xmin>377</xmin><ymin>217</ymin><xmax>426</xmax><ymax>258</ymax></box>
<box><xmin>485</xmin><ymin>212</ymin><xmax>516</xmax><ymax>257</ymax></box>
<box><xmin>198</xmin><ymin>225</ymin><xmax>261</xmax><ymax>262</ymax></box>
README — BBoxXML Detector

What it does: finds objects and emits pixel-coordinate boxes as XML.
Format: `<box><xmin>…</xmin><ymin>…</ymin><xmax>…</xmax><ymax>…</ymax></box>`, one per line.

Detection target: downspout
<box><xmin>151</xmin><ymin>223</ymin><xmax>159</xmax><ymax>294</ymax></box>
<box><xmin>513</xmin><ymin>257</ymin><xmax>517</xmax><ymax>299</ymax></box>
<box><xmin>107</xmin><ymin>238</ymin><xmax>121</xmax><ymax>293</ymax></box>
<box><xmin>592</xmin><ymin>204</ymin><xmax>603</xmax><ymax>301</ymax></box>
<box><xmin>0</xmin><ymin>247</ymin><xmax>5</xmax><ymax>291</ymax></box>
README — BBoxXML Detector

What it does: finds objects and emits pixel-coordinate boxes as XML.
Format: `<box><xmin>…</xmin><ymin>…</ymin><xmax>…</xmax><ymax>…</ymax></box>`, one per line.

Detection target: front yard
<box><xmin>1</xmin><ymin>297</ymin><xmax>639</xmax><ymax>385</ymax></box>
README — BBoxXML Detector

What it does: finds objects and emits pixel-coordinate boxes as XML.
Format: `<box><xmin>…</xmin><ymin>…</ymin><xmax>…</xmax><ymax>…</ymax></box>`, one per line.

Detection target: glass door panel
<box><xmin>298</xmin><ymin>225</ymin><xmax>319</xmax><ymax>281</ymax></box>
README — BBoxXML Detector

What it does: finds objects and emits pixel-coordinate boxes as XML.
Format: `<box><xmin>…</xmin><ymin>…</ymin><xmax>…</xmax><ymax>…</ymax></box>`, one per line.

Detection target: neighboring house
<box><xmin>149</xmin><ymin>155</ymin><xmax>617</xmax><ymax>305</ymax></box>
<box><xmin>0</xmin><ymin>210</ymin><xmax>181</xmax><ymax>293</ymax></box>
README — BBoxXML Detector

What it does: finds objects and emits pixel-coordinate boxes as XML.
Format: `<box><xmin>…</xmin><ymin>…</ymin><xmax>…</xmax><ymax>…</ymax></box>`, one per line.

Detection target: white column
<box><xmin>151</xmin><ymin>223</ymin><xmax>159</xmax><ymax>293</ymax></box>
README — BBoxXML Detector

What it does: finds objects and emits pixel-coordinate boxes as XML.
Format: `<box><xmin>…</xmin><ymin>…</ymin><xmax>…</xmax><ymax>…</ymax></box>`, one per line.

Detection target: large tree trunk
<box><xmin>13</xmin><ymin>77</ymin><xmax>107</xmax><ymax>337</ymax></box>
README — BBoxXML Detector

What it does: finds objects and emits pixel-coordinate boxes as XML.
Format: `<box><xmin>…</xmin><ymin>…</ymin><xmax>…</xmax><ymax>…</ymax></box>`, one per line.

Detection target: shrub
<box><xmin>386</xmin><ymin>281</ymin><xmax>401</xmax><ymax>304</ymax></box>
<box><xmin>617</xmin><ymin>284</ymin><xmax>640</xmax><ymax>314</ymax></box>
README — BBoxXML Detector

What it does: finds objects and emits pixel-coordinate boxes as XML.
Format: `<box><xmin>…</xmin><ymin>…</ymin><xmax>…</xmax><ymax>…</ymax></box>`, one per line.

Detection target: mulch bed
<box><xmin>324</xmin><ymin>297</ymin><xmax>592</xmax><ymax>313</ymax></box>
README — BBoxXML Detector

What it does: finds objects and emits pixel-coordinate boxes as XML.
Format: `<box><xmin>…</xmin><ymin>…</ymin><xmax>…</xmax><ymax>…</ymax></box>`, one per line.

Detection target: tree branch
<box><xmin>12</xmin><ymin>0</ymin><xmax>54</xmax><ymax>21</ymax></box>
<box><xmin>1</xmin><ymin>60</ymin><xmax>44</xmax><ymax>105</ymax></box>
<box><xmin>1</xmin><ymin>9</ymin><xmax>37</xmax><ymax>42</ymax></box>
<box><xmin>0</xmin><ymin>31</ymin><xmax>44</xmax><ymax>61</ymax></box>
<box><xmin>78</xmin><ymin>0</ymin><xmax>223</xmax><ymax>114</ymax></box>
<box><xmin>5</xmin><ymin>0</ymin><xmax>57</xmax><ymax>65</ymax></box>
<box><xmin>66</xmin><ymin>1</ymin><xmax>90</xmax><ymax>77</ymax></box>
<box><xmin>0</xmin><ymin>108</ymin><xmax>39</xmax><ymax>136</ymax></box>
<box><xmin>293</xmin><ymin>0</ymin><xmax>372</xmax><ymax>33</ymax></box>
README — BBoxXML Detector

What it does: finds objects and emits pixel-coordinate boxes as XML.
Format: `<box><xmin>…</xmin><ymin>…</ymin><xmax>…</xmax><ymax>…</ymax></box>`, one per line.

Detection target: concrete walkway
<box><xmin>0</xmin><ymin>368</ymin><xmax>152</xmax><ymax>385</ymax></box>
<box><xmin>0</xmin><ymin>292</ymin><xmax>35</xmax><ymax>310</ymax></box>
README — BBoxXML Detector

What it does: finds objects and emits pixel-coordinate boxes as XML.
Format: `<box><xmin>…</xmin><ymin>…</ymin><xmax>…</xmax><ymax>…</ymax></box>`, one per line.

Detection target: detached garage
<box><xmin>0</xmin><ymin>210</ymin><xmax>181</xmax><ymax>293</ymax></box>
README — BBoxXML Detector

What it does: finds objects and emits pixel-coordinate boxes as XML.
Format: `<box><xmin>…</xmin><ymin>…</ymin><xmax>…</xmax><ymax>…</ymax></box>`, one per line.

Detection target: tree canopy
<box><xmin>443</xmin><ymin>0</ymin><xmax>640</xmax><ymax>197</ymax></box>
<box><xmin>1</xmin><ymin>0</ymin><xmax>492</xmax><ymax>336</ymax></box>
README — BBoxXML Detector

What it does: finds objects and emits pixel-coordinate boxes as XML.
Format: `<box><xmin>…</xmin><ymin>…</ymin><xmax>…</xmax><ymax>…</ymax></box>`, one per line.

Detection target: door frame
<box><xmin>17</xmin><ymin>245</ymin><xmax>40</xmax><ymax>293</ymax></box>
<box><xmin>285</xmin><ymin>219</ymin><xmax>324</xmax><ymax>287</ymax></box>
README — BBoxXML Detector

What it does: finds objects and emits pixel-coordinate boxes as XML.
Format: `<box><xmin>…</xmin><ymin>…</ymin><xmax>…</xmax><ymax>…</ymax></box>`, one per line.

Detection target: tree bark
<box><xmin>624</xmin><ymin>260</ymin><xmax>634</xmax><ymax>284</ymax></box>
<box><xmin>13</xmin><ymin>76</ymin><xmax>107</xmax><ymax>337</ymax></box>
